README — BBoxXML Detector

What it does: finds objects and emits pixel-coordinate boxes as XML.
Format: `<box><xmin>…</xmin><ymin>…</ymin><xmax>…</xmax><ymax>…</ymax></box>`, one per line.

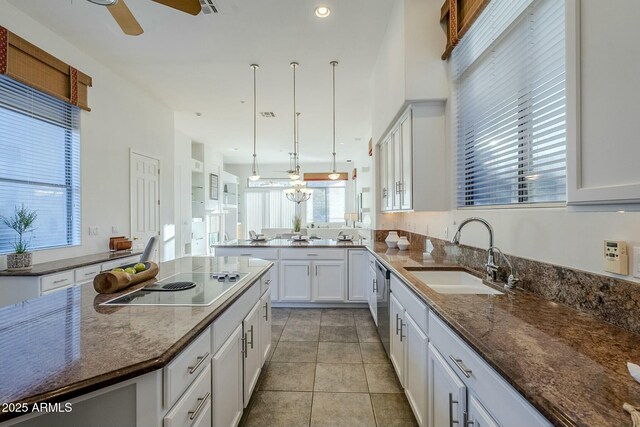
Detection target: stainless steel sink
<box><xmin>404</xmin><ymin>269</ymin><xmax>503</xmax><ymax>295</ymax></box>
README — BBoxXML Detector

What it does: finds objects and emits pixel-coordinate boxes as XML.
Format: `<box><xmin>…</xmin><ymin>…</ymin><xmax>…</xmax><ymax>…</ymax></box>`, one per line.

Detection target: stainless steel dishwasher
<box><xmin>375</xmin><ymin>260</ymin><xmax>391</xmax><ymax>356</ymax></box>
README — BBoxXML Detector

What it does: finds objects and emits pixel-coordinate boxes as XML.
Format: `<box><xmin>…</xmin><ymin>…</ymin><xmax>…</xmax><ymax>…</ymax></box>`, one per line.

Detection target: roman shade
<box><xmin>440</xmin><ymin>0</ymin><xmax>491</xmax><ymax>60</ymax></box>
<box><xmin>303</xmin><ymin>172</ymin><xmax>348</xmax><ymax>181</ymax></box>
<box><xmin>0</xmin><ymin>26</ymin><xmax>92</xmax><ymax>111</ymax></box>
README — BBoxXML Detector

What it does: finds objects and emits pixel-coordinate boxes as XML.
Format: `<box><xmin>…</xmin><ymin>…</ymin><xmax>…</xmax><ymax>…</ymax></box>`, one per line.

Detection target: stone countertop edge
<box><xmin>366</xmin><ymin>244</ymin><xmax>640</xmax><ymax>427</ymax></box>
<box><xmin>0</xmin><ymin>251</ymin><xmax>144</xmax><ymax>277</ymax></box>
<box><xmin>212</xmin><ymin>238</ymin><xmax>368</xmax><ymax>248</ymax></box>
<box><xmin>0</xmin><ymin>259</ymin><xmax>272</xmax><ymax>423</ymax></box>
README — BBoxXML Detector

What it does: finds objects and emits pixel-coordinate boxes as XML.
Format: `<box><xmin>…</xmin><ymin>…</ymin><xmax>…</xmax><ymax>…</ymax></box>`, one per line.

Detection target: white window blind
<box><xmin>454</xmin><ymin>0</ymin><xmax>566</xmax><ymax>207</ymax></box>
<box><xmin>246</xmin><ymin>190</ymin><xmax>297</xmax><ymax>236</ymax></box>
<box><xmin>0</xmin><ymin>75</ymin><xmax>81</xmax><ymax>253</ymax></box>
<box><xmin>306</xmin><ymin>181</ymin><xmax>346</xmax><ymax>224</ymax></box>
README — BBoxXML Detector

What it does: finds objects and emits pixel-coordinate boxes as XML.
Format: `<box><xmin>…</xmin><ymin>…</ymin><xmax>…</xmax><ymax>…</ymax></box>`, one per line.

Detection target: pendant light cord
<box><xmin>331</xmin><ymin>61</ymin><xmax>338</xmax><ymax>174</ymax></box>
<box><xmin>250</xmin><ymin>64</ymin><xmax>259</xmax><ymax>178</ymax></box>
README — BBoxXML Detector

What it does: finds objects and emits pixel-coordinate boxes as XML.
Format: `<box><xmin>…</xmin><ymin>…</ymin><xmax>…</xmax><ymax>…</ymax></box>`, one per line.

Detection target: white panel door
<box><xmin>368</xmin><ymin>263</ymin><xmax>377</xmax><ymax>325</ymax></box>
<box><xmin>389</xmin><ymin>292</ymin><xmax>405</xmax><ymax>386</ymax></box>
<box><xmin>267</xmin><ymin>261</ymin><xmax>279</xmax><ymax>301</ymax></box>
<box><xmin>348</xmin><ymin>250</ymin><xmax>368</xmax><ymax>301</ymax></box>
<box><xmin>467</xmin><ymin>394</ymin><xmax>500</xmax><ymax>427</ymax></box>
<box><xmin>213</xmin><ymin>324</ymin><xmax>243</xmax><ymax>427</ymax></box>
<box><xmin>428</xmin><ymin>343</ymin><xmax>467</xmax><ymax>427</ymax></box>
<box><xmin>243</xmin><ymin>300</ymin><xmax>262</xmax><ymax>406</ymax></box>
<box><xmin>312</xmin><ymin>261</ymin><xmax>345</xmax><ymax>302</ymax></box>
<box><xmin>379</xmin><ymin>139</ymin><xmax>389</xmax><ymax>211</ymax></box>
<box><xmin>400</xmin><ymin>111</ymin><xmax>413</xmax><ymax>210</ymax></box>
<box><xmin>405</xmin><ymin>313</ymin><xmax>428</xmax><ymax>427</ymax></box>
<box><xmin>392</xmin><ymin>129</ymin><xmax>402</xmax><ymax>210</ymax></box>
<box><xmin>260</xmin><ymin>289</ymin><xmax>272</xmax><ymax>364</ymax></box>
<box><xmin>279</xmin><ymin>261</ymin><xmax>311</xmax><ymax>301</ymax></box>
<box><xmin>130</xmin><ymin>152</ymin><xmax>160</xmax><ymax>254</ymax></box>
<box><xmin>384</xmin><ymin>139</ymin><xmax>395</xmax><ymax>211</ymax></box>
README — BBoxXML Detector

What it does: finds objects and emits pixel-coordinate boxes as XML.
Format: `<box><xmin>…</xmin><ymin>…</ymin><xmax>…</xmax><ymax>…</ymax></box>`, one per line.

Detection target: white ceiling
<box><xmin>9</xmin><ymin>0</ymin><xmax>394</xmax><ymax>165</ymax></box>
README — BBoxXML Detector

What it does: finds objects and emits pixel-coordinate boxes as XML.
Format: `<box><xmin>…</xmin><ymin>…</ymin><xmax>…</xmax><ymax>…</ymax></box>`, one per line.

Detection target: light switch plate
<box><xmin>633</xmin><ymin>247</ymin><xmax>640</xmax><ymax>278</ymax></box>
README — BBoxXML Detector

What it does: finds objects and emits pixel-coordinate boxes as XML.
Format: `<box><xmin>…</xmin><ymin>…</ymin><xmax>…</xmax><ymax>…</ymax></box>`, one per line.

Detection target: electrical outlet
<box><xmin>634</xmin><ymin>247</ymin><xmax>640</xmax><ymax>278</ymax></box>
<box><xmin>444</xmin><ymin>227</ymin><xmax>449</xmax><ymax>239</ymax></box>
<box><xmin>88</xmin><ymin>226</ymin><xmax>99</xmax><ymax>236</ymax></box>
<box><xmin>112</xmin><ymin>226</ymin><xmax>119</xmax><ymax>234</ymax></box>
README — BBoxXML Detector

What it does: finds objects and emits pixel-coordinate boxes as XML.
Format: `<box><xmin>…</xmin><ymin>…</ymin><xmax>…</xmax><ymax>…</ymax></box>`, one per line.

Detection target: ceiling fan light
<box><xmin>249</xmin><ymin>174</ymin><xmax>260</xmax><ymax>182</ymax></box>
<box><xmin>289</xmin><ymin>173</ymin><xmax>300</xmax><ymax>180</ymax></box>
<box><xmin>88</xmin><ymin>0</ymin><xmax>118</xmax><ymax>5</ymax></box>
<box><xmin>328</xmin><ymin>172</ymin><xmax>340</xmax><ymax>180</ymax></box>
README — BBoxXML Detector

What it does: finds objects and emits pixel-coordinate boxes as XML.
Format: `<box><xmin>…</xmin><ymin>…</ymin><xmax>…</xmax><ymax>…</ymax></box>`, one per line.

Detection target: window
<box><xmin>246</xmin><ymin>190</ymin><xmax>297</xmax><ymax>235</ymax></box>
<box><xmin>306</xmin><ymin>180</ymin><xmax>346</xmax><ymax>224</ymax></box>
<box><xmin>0</xmin><ymin>75</ymin><xmax>81</xmax><ymax>253</ymax></box>
<box><xmin>454</xmin><ymin>0</ymin><xmax>566</xmax><ymax>207</ymax></box>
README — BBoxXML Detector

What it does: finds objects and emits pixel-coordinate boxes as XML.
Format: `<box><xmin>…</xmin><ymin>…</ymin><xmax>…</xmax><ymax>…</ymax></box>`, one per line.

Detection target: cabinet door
<box><xmin>260</xmin><ymin>289</ymin><xmax>272</xmax><ymax>364</ymax></box>
<box><xmin>405</xmin><ymin>313</ymin><xmax>428</xmax><ymax>427</ymax></box>
<box><xmin>385</xmin><ymin>139</ymin><xmax>395</xmax><ymax>211</ymax></box>
<box><xmin>428</xmin><ymin>343</ymin><xmax>467</xmax><ymax>427</ymax></box>
<box><xmin>312</xmin><ymin>261</ymin><xmax>346</xmax><ymax>302</ymax></box>
<box><xmin>379</xmin><ymin>140</ymin><xmax>389</xmax><ymax>211</ymax></box>
<box><xmin>348</xmin><ymin>250</ymin><xmax>368</xmax><ymax>301</ymax></box>
<box><xmin>267</xmin><ymin>261</ymin><xmax>279</xmax><ymax>301</ymax></box>
<box><xmin>213</xmin><ymin>324</ymin><xmax>243</xmax><ymax>427</ymax></box>
<box><xmin>467</xmin><ymin>394</ymin><xmax>500</xmax><ymax>427</ymax></box>
<box><xmin>367</xmin><ymin>264</ymin><xmax>378</xmax><ymax>324</ymax></box>
<box><xmin>400</xmin><ymin>111</ymin><xmax>413</xmax><ymax>210</ymax></box>
<box><xmin>392</xmin><ymin>128</ymin><xmax>402</xmax><ymax>210</ymax></box>
<box><xmin>279</xmin><ymin>261</ymin><xmax>311</xmax><ymax>301</ymax></box>
<box><xmin>389</xmin><ymin>292</ymin><xmax>405</xmax><ymax>386</ymax></box>
<box><xmin>243</xmin><ymin>300</ymin><xmax>262</xmax><ymax>406</ymax></box>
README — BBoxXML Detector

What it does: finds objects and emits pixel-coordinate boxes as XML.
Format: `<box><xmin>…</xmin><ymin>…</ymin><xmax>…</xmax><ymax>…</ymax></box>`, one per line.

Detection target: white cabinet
<box><xmin>213</xmin><ymin>324</ymin><xmax>243</xmax><ymax>427</ymax></box>
<box><xmin>347</xmin><ymin>250</ymin><xmax>368</xmax><ymax>301</ymax></box>
<box><xmin>405</xmin><ymin>313</ymin><xmax>428</xmax><ymax>427</ymax></box>
<box><xmin>260</xmin><ymin>288</ymin><xmax>272</xmax><ymax>364</ymax></box>
<box><xmin>163</xmin><ymin>364</ymin><xmax>212</xmax><ymax>427</ymax></box>
<box><xmin>467</xmin><ymin>394</ymin><xmax>500</xmax><ymax>427</ymax></box>
<box><xmin>367</xmin><ymin>255</ymin><xmax>378</xmax><ymax>324</ymax></box>
<box><xmin>378</xmin><ymin>102</ymin><xmax>447</xmax><ymax>213</ymax></box>
<box><xmin>243</xmin><ymin>300</ymin><xmax>262</xmax><ymax>405</ymax></box>
<box><xmin>312</xmin><ymin>261</ymin><xmax>346</xmax><ymax>302</ymax></box>
<box><xmin>427</xmin><ymin>342</ymin><xmax>467</xmax><ymax>427</ymax></box>
<box><xmin>280</xmin><ymin>261</ymin><xmax>312</xmax><ymax>301</ymax></box>
<box><xmin>389</xmin><ymin>292</ymin><xmax>406</xmax><ymax>386</ymax></box>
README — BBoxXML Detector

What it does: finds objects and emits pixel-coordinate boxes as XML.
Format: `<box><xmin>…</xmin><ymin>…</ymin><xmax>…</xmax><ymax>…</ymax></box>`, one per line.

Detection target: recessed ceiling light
<box><xmin>314</xmin><ymin>6</ymin><xmax>331</xmax><ymax>18</ymax></box>
<box><xmin>195</xmin><ymin>112</ymin><xmax>202</xmax><ymax>116</ymax></box>
<box><xmin>87</xmin><ymin>0</ymin><xmax>118</xmax><ymax>5</ymax></box>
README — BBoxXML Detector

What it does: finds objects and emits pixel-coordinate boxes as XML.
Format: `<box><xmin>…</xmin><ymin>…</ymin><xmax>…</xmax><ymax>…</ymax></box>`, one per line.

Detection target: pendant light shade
<box><xmin>328</xmin><ymin>61</ymin><xmax>340</xmax><ymax>180</ymax></box>
<box><xmin>289</xmin><ymin>62</ymin><xmax>300</xmax><ymax>181</ymax></box>
<box><xmin>249</xmin><ymin>64</ymin><xmax>260</xmax><ymax>182</ymax></box>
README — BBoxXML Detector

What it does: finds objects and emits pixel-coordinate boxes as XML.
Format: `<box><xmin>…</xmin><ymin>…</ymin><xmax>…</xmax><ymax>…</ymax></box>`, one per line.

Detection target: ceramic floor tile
<box><xmin>310</xmin><ymin>392</ymin><xmax>376</xmax><ymax>427</ymax></box>
<box><xmin>288</xmin><ymin>308</ymin><xmax>322</xmax><ymax>324</ymax></box>
<box><xmin>271</xmin><ymin>324</ymin><xmax>285</xmax><ymax>340</ymax></box>
<box><xmin>259</xmin><ymin>362</ymin><xmax>316</xmax><ymax>391</ymax></box>
<box><xmin>356</xmin><ymin>322</ymin><xmax>381</xmax><ymax>343</ymax></box>
<box><xmin>280</xmin><ymin>323</ymin><xmax>320</xmax><ymax>341</ymax></box>
<box><xmin>243</xmin><ymin>391</ymin><xmax>312</xmax><ymax>427</ymax></box>
<box><xmin>317</xmin><ymin>342</ymin><xmax>362</xmax><ymax>364</ymax></box>
<box><xmin>360</xmin><ymin>341</ymin><xmax>389</xmax><ymax>364</ymax></box>
<box><xmin>364</xmin><ymin>363</ymin><xmax>403</xmax><ymax>393</ymax></box>
<box><xmin>370</xmin><ymin>393</ymin><xmax>419</xmax><ymax>427</ymax></box>
<box><xmin>271</xmin><ymin>308</ymin><xmax>292</xmax><ymax>326</ymax></box>
<box><xmin>314</xmin><ymin>363</ymin><xmax>368</xmax><ymax>392</ymax></box>
<box><xmin>321</xmin><ymin>309</ymin><xmax>355</xmax><ymax>326</ymax></box>
<box><xmin>319</xmin><ymin>325</ymin><xmax>358</xmax><ymax>342</ymax></box>
<box><xmin>271</xmin><ymin>341</ymin><xmax>318</xmax><ymax>363</ymax></box>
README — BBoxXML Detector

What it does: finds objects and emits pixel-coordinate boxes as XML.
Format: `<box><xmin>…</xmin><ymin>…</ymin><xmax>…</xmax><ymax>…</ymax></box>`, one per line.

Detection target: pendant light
<box><xmin>328</xmin><ymin>61</ymin><xmax>340</xmax><ymax>180</ymax></box>
<box><xmin>248</xmin><ymin>64</ymin><xmax>260</xmax><ymax>182</ymax></box>
<box><xmin>289</xmin><ymin>62</ymin><xmax>301</xmax><ymax>180</ymax></box>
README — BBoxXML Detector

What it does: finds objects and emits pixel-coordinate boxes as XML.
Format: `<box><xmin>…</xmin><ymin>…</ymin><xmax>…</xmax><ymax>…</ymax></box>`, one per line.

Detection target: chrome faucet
<box><xmin>488</xmin><ymin>246</ymin><xmax>520</xmax><ymax>289</ymax></box>
<box><xmin>451</xmin><ymin>217</ymin><xmax>497</xmax><ymax>281</ymax></box>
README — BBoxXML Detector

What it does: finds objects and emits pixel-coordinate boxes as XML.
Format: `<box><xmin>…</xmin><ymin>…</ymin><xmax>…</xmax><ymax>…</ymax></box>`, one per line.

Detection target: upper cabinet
<box><xmin>379</xmin><ymin>102</ymin><xmax>448</xmax><ymax>213</ymax></box>
<box><xmin>567</xmin><ymin>0</ymin><xmax>640</xmax><ymax>208</ymax></box>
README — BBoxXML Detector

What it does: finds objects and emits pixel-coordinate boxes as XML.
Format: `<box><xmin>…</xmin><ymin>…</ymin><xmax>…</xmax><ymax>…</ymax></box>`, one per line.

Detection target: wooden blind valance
<box><xmin>303</xmin><ymin>172</ymin><xmax>348</xmax><ymax>181</ymax></box>
<box><xmin>0</xmin><ymin>26</ymin><xmax>92</xmax><ymax>111</ymax></box>
<box><xmin>440</xmin><ymin>0</ymin><xmax>490</xmax><ymax>60</ymax></box>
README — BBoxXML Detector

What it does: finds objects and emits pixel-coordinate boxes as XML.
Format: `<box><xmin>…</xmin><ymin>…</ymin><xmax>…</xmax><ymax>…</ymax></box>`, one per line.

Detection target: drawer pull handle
<box><xmin>449</xmin><ymin>355</ymin><xmax>472</xmax><ymax>378</ymax></box>
<box><xmin>306</xmin><ymin>254</ymin><xmax>318</xmax><ymax>256</ymax></box>
<box><xmin>264</xmin><ymin>302</ymin><xmax>269</xmax><ymax>321</ymax></box>
<box><xmin>188</xmin><ymin>352</ymin><xmax>210</xmax><ymax>374</ymax></box>
<box><xmin>395</xmin><ymin>313</ymin><xmax>401</xmax><ymax>335</ymax></box>
<box><xmin>449</xmin><ymin>393</ymin><xmax>459</xmax><ymax>426</ymax></box>
<box><xmin>53</xmin><ymin>279</ymin><xmax>68</xmax><ymax>284</ymax></box>
<box><xmin>248</xmin><ymin>325</ymin><xmax>255</xmax><ymax>349</ymax></box>
<box><xmin>240</xmin><ymin>254</ymin><xmax>252</xmax><ymax>257</ymax></box>
<box><xmin>265</xmin><ymin>279</ymin><xmax>272</xmax><ymax>285</ymax></box>
<box><xmin>399</xmin><ymin>320</ymin><xmax>405</xmax><ymax>342</ymax></box>
<box><xmin>241</xmin><ymin>335</ymin><xmax>247</xmax><ymax>357</ymax></box>
<box><xmin>188</xmin><ymin>391</ymin><xmax>211</xmax><ymax>421</ymax></box>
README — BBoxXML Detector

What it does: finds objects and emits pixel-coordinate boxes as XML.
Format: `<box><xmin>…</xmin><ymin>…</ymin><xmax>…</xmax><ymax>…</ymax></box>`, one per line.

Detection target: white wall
<box><xmin>0</xmin><ymin>3</ymin><xmax>176</xmax><ymax>265</ymax></box>
<box><xmin>378</xmin><ymin>1</ymin><xmax>640</xmax><ymax>283</ymax></box>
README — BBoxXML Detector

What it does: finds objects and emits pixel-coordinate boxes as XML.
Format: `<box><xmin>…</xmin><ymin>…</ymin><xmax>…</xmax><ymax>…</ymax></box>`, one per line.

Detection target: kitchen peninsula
<box><xmin>0</xmin><ymin>256</ymin><xmax>273</xmax><ymax>427</ymax></box>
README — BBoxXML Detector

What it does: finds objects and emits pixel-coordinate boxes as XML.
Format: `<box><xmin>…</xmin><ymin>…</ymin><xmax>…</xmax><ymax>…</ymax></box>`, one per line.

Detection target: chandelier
<box><xmin>284</xmin><ymin>180</ymin><xmax>313</xmax><ymax>204</ymax></box>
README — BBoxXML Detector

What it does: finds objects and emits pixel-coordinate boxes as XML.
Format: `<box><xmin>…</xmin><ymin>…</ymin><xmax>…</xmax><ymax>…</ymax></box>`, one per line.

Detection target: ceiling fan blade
<box><xmin>107</xmin><ymin>0</ymin><xmax>144</xmax><ymax>36</ymax></box>
<box><xmin>151</xmin><ymin>0</ymin><xmax>202</xmax><ymax>15</ymax></box>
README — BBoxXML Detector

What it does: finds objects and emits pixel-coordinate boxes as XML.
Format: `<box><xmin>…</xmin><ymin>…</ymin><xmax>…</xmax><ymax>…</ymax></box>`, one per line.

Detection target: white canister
<box><xmin>397</xmin><ymin>236</ymin><xmax>410</xmax><ymax>251</ymax></box>
<box><xmin>385</xmin><ymin>231</ymin><xmax>400</xmax><ymax>248</ymax></box>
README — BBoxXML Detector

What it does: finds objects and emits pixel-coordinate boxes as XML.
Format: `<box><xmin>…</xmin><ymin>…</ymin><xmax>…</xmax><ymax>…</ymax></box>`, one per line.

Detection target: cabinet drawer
<box><xmin>40</xmin><ymin>271</ymin><xmax>75</xmax><ymax>293</ymax></box>
<box><xmin>74</xmin><ymin>264</ymin><xmax>101</xmax><ymax>283</ymax></box>
<box><xmin>164</xmin><ymin>327</ymin><xmax>211</xmax><ymax>409</ymax></box>
<box><xmin>280</xmin><ymin>249</ymin><xmax>345</xmax><ymax>260</ymax></box>
<box><xmin>390</xmin><ymin>274</ymin><xmax>428</xmax><ymax>334</ymax></box>
<box><xmin>215</xmin><ymin>248</ymin><xmax>278</xmax><ymax>260</ymax></box>
<box><xmin>164</xmin><ymin>364</ymin><xmax>211</xmax><ymax>427</ymax></box>
<box><xmin>260</xmin><ymin>272</ymin><xmax>272</xmax><ymax>295</ymax></box>
<box><xmin>101</xmin><ymin>255</ymin><xmax>140</xmax><ymax>272</ymax></box>
<box><xmin>429</xmin><ymin>313</ymin><xmax>551</xmax><ymax>427</ymax></box>
<box><xmin>212</xmin><ymin>280</ymin><xmax>261</xmax><ymax>354</ymax></box>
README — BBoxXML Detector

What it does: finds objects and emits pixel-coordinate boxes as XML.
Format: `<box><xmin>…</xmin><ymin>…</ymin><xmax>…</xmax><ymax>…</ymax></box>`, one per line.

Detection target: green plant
<box><xmin>1</xmin><ymin>204</ymin><xmax>38</xmax><ymax>254</ymax></box>
<box><xmin>292</xmin><ymin>215</ymin><xmax>302</xmax><ymax>233</ymax></box>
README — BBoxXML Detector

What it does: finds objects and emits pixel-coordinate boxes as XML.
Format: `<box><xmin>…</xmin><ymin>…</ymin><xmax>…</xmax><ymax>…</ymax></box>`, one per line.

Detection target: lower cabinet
<box><xmin>312</xmin><ymin>261</ymin><xmax>345</xmax><ymax>302</ymax></box>
<box><xmin>213</xmin><ymin>325</ymin><xmax>244</xmax><ymax>427</ymax></box>
<box><xmin>427</xmin><ymin>342</ymin><xmax>467</xmax><ymax>427</ymax></box>
<box><xmin>280</xmin><ymin>259</ymin><xmax>346</xmax><ymax>302</ymax></box>
<box><xmin>468</xmin><ymin>394</ymin><xmax>500</xmax><ymax>427</ymax></box>
<box><xmin>280</xmin><ymin>261</ymin><xmax>312</xmax><ymax>301</ymax></box>
<box><xmin>367</xmin><ymin>254</ymin><xmax>378</xmax><ymax>324</ymax></box>
<box><xmin>389</xmin><ymin>293</ymin><xmax>406</xmax><ymax>386</ymax></box>
<box><xmin>404</xmin><ymin>313</ymin><xmax>428</xmax><ymax>427</ymax></box>
<box><xmin>347</xmin><ymin>249</ymin><xmax>368</xmax><ymax>301</ymax></box>
<box><xmin>243</xmin><ymin>300</ymin><xmax>263</xmax><ymax>406</ymax></box>
<box><xmin>260</xmin><ymin>289</ymin><xmax>272</xmax><ymax>363</ymax></box>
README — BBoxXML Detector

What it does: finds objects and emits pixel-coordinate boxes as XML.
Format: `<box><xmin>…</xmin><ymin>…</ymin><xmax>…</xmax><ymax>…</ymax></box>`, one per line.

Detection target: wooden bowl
<box><xmin>93</xmin><ymin>261</ymin><xmax>159</xmax><ymax>294</ymax></box>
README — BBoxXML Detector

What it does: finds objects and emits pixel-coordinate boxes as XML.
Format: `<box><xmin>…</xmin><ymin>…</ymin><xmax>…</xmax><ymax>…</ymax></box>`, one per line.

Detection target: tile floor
<box><xmin>240</xmin><ymin>308</ymin><xmax>418</xmax><ymax>427</ymax></box>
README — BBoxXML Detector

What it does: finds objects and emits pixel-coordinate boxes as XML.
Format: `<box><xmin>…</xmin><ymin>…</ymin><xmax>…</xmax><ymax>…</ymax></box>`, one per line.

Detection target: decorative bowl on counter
<box><xmin>385</xmin><ymin>231</ymin><xmax>399</xmax><ymax>248</ymax></box>
<box><xmin>397</xmin><ymin>236</ymin><xmax>410</xmax><ymax>251</ymax></box>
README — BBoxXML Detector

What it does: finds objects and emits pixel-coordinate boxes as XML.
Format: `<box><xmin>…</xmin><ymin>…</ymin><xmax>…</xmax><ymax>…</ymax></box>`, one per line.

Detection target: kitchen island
<box><xmin>0</xmin><ymin>256</ymin><xmax>273</xmax><ymax>427</ymax></box>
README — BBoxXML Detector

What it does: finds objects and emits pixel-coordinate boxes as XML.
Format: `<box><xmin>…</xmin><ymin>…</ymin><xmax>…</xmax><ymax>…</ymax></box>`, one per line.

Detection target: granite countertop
<box><xmin>368</xmin><ymin>242</ymin><xmax>640</xmax><ymax>427</ymax></box>
<box><xmin>214</xmin><ymin>238</ymin><xmax>367</xmax><ymax>248</ymax></box>
<box><xmin>0</xmin><ymin>250</ymin><xmax>142</xmax><ymax>276</ymax></box>
<box><xmin>0</xmin><ymin>256</ymin><xmax>271</xmax><ymax>421</ymax></box>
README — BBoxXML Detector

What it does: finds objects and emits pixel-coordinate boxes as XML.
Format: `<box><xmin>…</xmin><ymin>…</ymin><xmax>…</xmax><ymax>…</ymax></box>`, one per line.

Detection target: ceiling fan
<box><xmin>87</xmin><ymin>0</ymin><xmax>203</xmax><ymax>36</ymax></box>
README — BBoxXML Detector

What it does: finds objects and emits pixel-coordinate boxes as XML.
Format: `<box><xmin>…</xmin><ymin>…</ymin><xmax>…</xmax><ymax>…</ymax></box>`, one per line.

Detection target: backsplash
<box><xmin>375</xmin><ymin>229</ymin><xmax>640</xmax><ymax>336</ymax></box>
